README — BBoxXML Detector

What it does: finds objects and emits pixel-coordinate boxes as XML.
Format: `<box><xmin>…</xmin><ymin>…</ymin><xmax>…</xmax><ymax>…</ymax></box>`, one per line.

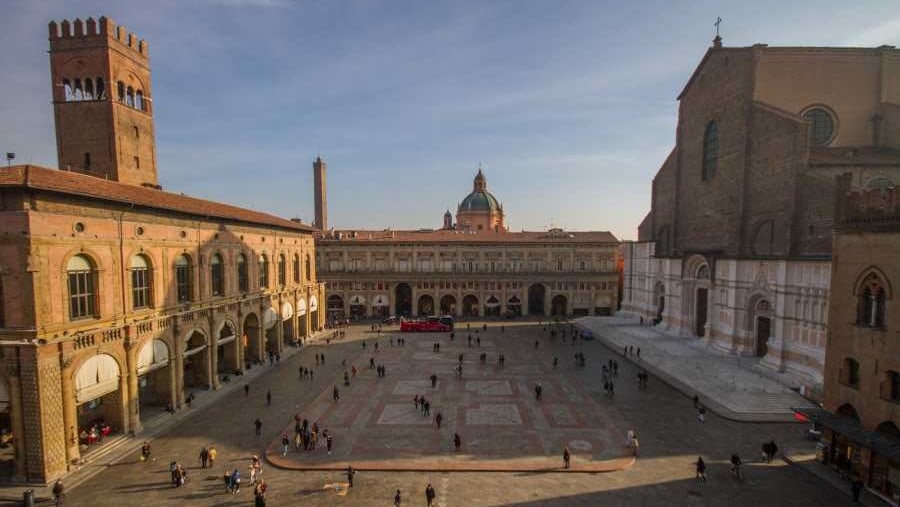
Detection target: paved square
<box><xmin>265</xmin><ymin>327</ymin><xmax>631</xmax><ymax>471</ymax></box>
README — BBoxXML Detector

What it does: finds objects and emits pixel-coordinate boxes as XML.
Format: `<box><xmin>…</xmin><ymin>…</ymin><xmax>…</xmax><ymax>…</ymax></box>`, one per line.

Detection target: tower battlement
<box><xmin>48</xmin><ymin>16</ymin><xmax>148</xmax><ymax>59</ymax></box>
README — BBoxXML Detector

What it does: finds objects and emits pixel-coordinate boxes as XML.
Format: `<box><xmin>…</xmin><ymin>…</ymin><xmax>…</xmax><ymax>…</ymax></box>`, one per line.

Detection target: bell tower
<box><xmin>48</xmin><ymin>16</ymin><xmax>158</xmax><ymax>186</ymax></box>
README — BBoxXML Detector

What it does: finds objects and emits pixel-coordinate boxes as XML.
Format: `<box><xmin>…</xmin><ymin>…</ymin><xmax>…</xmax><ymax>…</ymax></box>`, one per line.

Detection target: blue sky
<box><xmin>3</xmin><ymin>1</ymin><xmax>899</xmax><ymax>239</ymax></box>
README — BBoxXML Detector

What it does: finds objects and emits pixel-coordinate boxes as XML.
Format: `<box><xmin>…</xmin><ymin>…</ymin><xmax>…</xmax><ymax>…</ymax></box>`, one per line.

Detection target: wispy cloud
<box><xmin>843</xmin><ymin>16</ymin><xmax>900</xmax><ymax>46</ymax></box>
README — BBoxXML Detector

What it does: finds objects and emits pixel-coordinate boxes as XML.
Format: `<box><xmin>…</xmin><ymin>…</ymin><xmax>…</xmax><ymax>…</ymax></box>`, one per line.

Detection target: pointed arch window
<box><xmin>237</xmin><ymin>254</ymin><xmax>249</xmax><ymax>292</ymax></box>
<box><xmin>63</xmin><ymin>79</ymin><xmax>74</xmax><ymax>101</ymax></box>
<box><xmin>95</xmin><ymin>77</ymin><xmax>105</xmax><ymax>99</ymax></box>
<box><xmin>258</xmin><ymin>254</ymin><xmax>269</xmax><ymax>289</ymax></box>
<box><xmin>210</xmin><ymin>254</ymin><xmax>224</xmax><ymax>297</ymax></box>
<box><xmin>135</xmin><ymin>90</ymin><xmax>144</xmax><ymax>111</ymax></box>
<box><xmin>857</xmin><ymin>272</ymin><xmax>887</xmax><ymax>328</ymax></box>
<box><xmin>175</xmin><ymin>255</ymin><xmax>192</xmax><ymax>302</ymax></box>
<box><xmin>702</xmin><ymin>121</ymin><xmax>718</xmax><ymax>181</ymax></box>
<box><xmin>84</xmin><ymin>78</ymin><xmax>94</xmax><ymax>100</ymax></box>
<box><xmin>130</xmin><ymin>255</ymin><xmax>153</xmax><ymax>309</ymax></box>
<box><xmin>126</xmin><ymin>86</ymin><xmax>135</xmax><ymax>107</ymax></box>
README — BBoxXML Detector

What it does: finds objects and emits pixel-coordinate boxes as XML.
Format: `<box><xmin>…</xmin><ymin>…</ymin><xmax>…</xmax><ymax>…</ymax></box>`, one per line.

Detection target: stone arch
<box><xmin>853</xmin><ymin>265</ymin><xmax>892</xmax><ymax>299</ymax></box>
<box><xmin>683</xmin><ymin>254</ymin><xmax>712</xmax><ymax>338</ymax></box>
<box><xmin>182</xmin><ymin>327</ymin><xmax>211</xmax><ymax>391</ymax></box>
<box><xmin>395</xmin><ymin>283</ymin><xmax>412</xmax><ymax>316</ymax></box>
<box><xmin>440</xmin><ymin>294</ymin><xmax>457</xmax><ymax>315</ymax></box>
<box><xmin>836</xmin><ymin>403</ymin><xmax>860</xmax><ymax>421</ymax></box>
<box><xmin>136</xmin><ymin>338</ymin><xmax>174</xmax><ymax>414</ymax></box>
<box><xmin>73</xmin><ymin>353</ymin><xmax>126</xmax><ymax>437</ymax></box>
<box><xmin>528</xmin><ymin>283</ymin><xmax>546</xmax><ymax>316</ymax></box>
<box><xmin>216</xmin><ymin>318</ymin><xmax>240</xmax><ymax>374</ymax></box>
<box><xmin>551</xmin><ymin>294</ymin><xmax>568</xmax><ymax>316</ymax></box>
<box><xmin>484</xmin><ymin>295</ymin><xmax>501</xmax><ymax>316</ymax></box>
<box><xmin>462</xmin><ymin>294</ymin><xmax>479</xmax><ymax>316</ymax></box>
<box><xmin>243</xmin><ymin>312</ymin><xmax>262</xmax><ymax>364</ymax></box>
<box><xmin>418</xmin><ymin>294</ymin><xmax>435</xmax><ymax>316</ymax></box>
<box><xmin>327</xmin><ymin>294</ymin><xmax>345</xmax><ymax>321</ymax></box>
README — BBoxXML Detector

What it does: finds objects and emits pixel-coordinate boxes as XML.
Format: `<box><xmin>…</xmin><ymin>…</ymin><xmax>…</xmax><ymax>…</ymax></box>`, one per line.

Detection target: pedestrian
<box><xmin>230</xmin><ymin>468</ymin><xmax>241</xmax><ymax>496</ymax></box>
<box><xmin>333</xmin><ymin>385</ymin><xmax>340</xmax><ymax>402</ymax></box>
<box><xmin>254</xmin><ymin>418</ymin><xmax>262</xmax><ymax>436</ymax></box>
<box><xmin>414</xmin><ymin>394</ymin><xmax>420</xmax><ymax>410</ymax></box>
<box><xmin>454</xmin><ymin>433</ymin><xmax>461</xmax><ymax>452</ymax></box>
<box><xmin>244</xmin><ymin>384</ymin><xmax>250</xmax><ymax>397</ymax></box>
<box><xmin>563</xmin><ymin>446</ymin><xmax>571</xmax><ymax>469</ymax></box>
<box><xmin>169</xmin><ymin>461</ymin><xmax>178</xmax><ymax>486</ymax></box>
<box><xmin>431</xmin><ymin>374</ymin><xmax>438</xmax><ymax>388</ymax></box>
<box><xmin>208</xmin><ymin>446</ymin><xmax>217</xmax><ymax>467</ymax></box>
<box><xmin>534</xmin><ymin>340</ymin><xmax>539</xmax><ymax>349</ymax></box>
<box><xmin>326</xmin><ymin>432</ymin><xmax>334</xmax><ymax>454</ymax></box>
<box><xmin>141</xmin><ymin>441</ymin><xmax>151</xmax><ymax>462</ymax></box>
<box><xmin>435</xmin><ymin>412</ymin><xmax>443</xmax><ymax>428</ymax></box>
<box><xmin>347</xmin><ymin>465</ymin><xmax>355</xmax><ymax>488</ymax></box>
<box><xmin>692</xmin><ymin>394</ymin><xmax>700</xmax><ymax>409</ymax></box>
<box><xmin>200</xmin><ymin>446</ymin><xmax>209</xmax><ymax>468</ymax></box>
<box><xmin>426</xmin><ymin>483</ymin><xmax>436</xmax><ymax>507</ymax></box>
<box><xmin>852</xmin><ymin>478</ymin><xmax>862</xmax><ymax>502</ymax></box>
<box><xmin>609</xmin><ymin>381</ymin><xmax>615</xmax><ymax>397</ymax></box>
<box><xmin>632</xmin><ymin>435</ymin><xmax>640</xmax><ymax>456</ymax></box>
<box><xmin>281</xmin><ymin>434</ymin><xmax>290</xmax><ymax>456</ymax></box>
<box><xmin>224</xmin><ymin>469</ymin><xmax>232</xmax><ymax>493</ymax></box>
<box><xmin>424</xmin><ymin>400</ymin><xmax>431</xmax><ymax>416</ymax></box>
<box><xmin>695</xmin><ymin>456</ymin><xmax>707</xmax><ymax>482</ymax></box>
<box><xmin>553</xmin><ymin>356</ymin><xmax>558</xmax><ymax>368</ymax></box>
<box><xmin>637</xmin><ymin>347</ymin><xmax>641</xmax><ymax>359</ymax></box>
<box><xmin>52</xmin><ymin>479</ymin><xmax>64</xmax><ymax>506</ymax></box>
<box><xmin>395</xmin><ymin>489</ymin><xmax>402</xmax><ymax>507</ymax></box>
<box><xmin>535</xmin><ymin>382</ymin><xmax>543</xmax><ymax>401</ymax></box>
<box><xmin>698</xmin><ymin>405</ymin><xmax>706</xmax><ymax>423</ymax></box>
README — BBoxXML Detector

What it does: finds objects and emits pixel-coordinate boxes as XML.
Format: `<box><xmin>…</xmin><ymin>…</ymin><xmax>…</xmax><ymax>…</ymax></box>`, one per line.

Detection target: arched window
<box><xmin>866</xmin><ymin>177</ymin><xmax>896</xmax><ymax>192</ymax></box>
<box><xmin>175</xmin><ymin>255</ymin><xmax>192</xmax><ymax>302</ymax></box>
<box><xmin>883</xmin><ymin>370</ymin><xmax>900</xmax><ymax>402</ymax></box>
<box><xmin>293</xmin><ymin>254</ymin><xmax>300</xmax><ymax>283</ymax></box>
<box><xmin>126</xmin><ymin>86</ymin><xmax>135</xmax><ymax>107</ymax></box>
<box><xmin>130</xmin><ymin>255</ymin><xmax>152</xmax><ymax>309</ymax></box>
<box><xmin>802</xmin><ymin>107</ymin><xmax>835</xmax><ymax>146</ymax></box>
<box><xmin>841</xmin><ymin>357</ymin><xmax>860</xmax><ymax>388</ymax></box>
<box><xmin>84</xmin><ymin>78</ymin><xmax>94</xmax><ymax>100</ymax></box>
<box><xmin>702</xmin><ymin>121</ymin><xmax>718</xmax><ymax>181</ymax></box>
<box><xmin>277</xmin><ymin>254</ymin><xmax>287</xmax><ymax>286</ymax></box>
<box><xmin>63</xmin><ymin>79</ymin><xmax>73</xmax><ymax>101</ymax></box>
<box><xmin>857</xmin><ymin>273</ymin><xmax>887</xmax><ymax>328</ymax></box>
<box><xmin>305</xmin><ymin>254</ymin><xmax>311</xmax><ymax>281</ymax></box>
<box><xmin>210</xmin><ymin>254</ymin><xmax>224</xmax><ymax>297</ymax></box>
<box><xmin>135</xmin><ymin>90</ymin><xmax>144</xmax><ymax>111</ymax></box>
<box><xmin>95</xmin><ymin>77</ymin><xmax>105</xmax><ymax>99</ymax></box>
<box><xmin>67</xmin><ymin>255</ymin><xmax>97</xmax><ymax>319</ymax></box>
<box><xmin>237</xmin><ymin>254</ymin><xmax>249</xmax><ymax>292</ymax></box>
<box><xmin>73</xmin><ymin>79</ymin><xmax>83</xmax><ymax>101</ymax></box>
<box><xmin>258</xmin><ymin>254</ymin><xmax>269</xmax><ymax>289</ymax></box>
<box><xmin>117</xmin><ymin>81</ymin><xmax>125</xmax><ymax>102</ymax></box>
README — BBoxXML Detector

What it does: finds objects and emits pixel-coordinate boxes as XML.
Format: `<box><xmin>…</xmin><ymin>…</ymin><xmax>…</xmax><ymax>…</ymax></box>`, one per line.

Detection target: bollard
<box><xmin>22</xmin><ymin>489</ymin><xmax>34</xmax><ymax>507</ymax></box>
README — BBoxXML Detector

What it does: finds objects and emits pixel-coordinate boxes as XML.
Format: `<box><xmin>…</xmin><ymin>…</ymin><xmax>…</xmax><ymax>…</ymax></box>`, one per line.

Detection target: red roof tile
<box><xmin>317</xmin><ymin>228</ymin><xmax>618</xmax><ymax>244</ymax></box>
<box><xmin>0</xmin><ymin>165</ymin><xmax>316</xmax><ymax>233</ymax></box>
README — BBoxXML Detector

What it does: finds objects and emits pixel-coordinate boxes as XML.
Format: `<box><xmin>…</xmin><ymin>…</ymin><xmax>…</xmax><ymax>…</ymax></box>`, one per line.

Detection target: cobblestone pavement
<box><xmin>54</xmin><ymin>320</ymin><xmax>861</xmax><ymax>507</ymax></box>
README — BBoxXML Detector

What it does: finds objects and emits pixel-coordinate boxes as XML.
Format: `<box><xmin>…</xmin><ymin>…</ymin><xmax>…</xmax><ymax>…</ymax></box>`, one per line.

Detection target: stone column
<box><xmin>59</xmin><ymin>352</ymin><xmax>78</xmax><ymax>465</ymax></box>
<box><xmin>124</xmin><ymin>335</ymin><xmax>142</xmax><ymax>433</ymax></box>
<box><xmin>208</xmin><ymin>314</ymin><xmax>219</xmax><ymax>390</ymax></box>
<box><xmin>236</xmin><ymin>308</ymin><xmax>246</xmax><ymax>371</ymax></box>
<box><xmin>173</xmin><ymin>326</ymin><xmax>185</xmax><ymax>407</ymax></box>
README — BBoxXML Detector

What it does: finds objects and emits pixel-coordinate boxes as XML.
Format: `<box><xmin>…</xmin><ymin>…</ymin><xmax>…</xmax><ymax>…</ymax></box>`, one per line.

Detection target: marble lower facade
<box><xmin>620</xmin><ymin>241</ymin><xmax>828</xmax><ymax>398</ymax></box>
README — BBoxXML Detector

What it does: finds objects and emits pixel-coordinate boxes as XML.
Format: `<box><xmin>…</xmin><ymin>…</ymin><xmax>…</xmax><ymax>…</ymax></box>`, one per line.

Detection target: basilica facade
<box><xmin>0</xmin><ymin>17</ymin><xmax>324</xmax><ymax>483</ymax></box>
<box><xmin>620</xmin><ymin>39</ymin><xmax>900</xmax><ymax>397</ymax></box>
<box><xmin>317</xmin><ymin>171</ymin><xmax>619</xmax><ymax>320</ymax></box>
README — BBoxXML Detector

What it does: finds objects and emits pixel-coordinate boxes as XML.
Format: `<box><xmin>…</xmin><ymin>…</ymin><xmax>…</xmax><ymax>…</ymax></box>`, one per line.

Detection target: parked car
<box><xmin>382</xmin><ymin>316</ymin><xmax>399</xmax><ymax>325</ymax></box>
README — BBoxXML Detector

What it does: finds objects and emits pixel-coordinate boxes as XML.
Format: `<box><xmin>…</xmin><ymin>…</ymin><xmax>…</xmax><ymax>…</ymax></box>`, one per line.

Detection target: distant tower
<box><xmin>313</xmin><ymin>156</ymin><xmax>327</xmax><ymax>231</ymax></box>
<box><xmin>48</xmin><ymin>16</ymin><xmax>158</xmax><ymax>186</ymax></box>
<box><xmin>443</xmin><ymin>209</ymin><xmax>453</xmax><ymax>229</ymax></box>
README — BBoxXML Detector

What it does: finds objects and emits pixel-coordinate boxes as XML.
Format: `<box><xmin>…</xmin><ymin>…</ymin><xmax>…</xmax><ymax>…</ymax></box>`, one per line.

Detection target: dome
<box><xmin>458</xmin><ymin>168</ymin><xmax>502</xmax><ymax>212</ymax></box>
<box><xmin>459</xmin><ymin>190</ymin><xmax>501</xmax><ymax>212</ymax></box>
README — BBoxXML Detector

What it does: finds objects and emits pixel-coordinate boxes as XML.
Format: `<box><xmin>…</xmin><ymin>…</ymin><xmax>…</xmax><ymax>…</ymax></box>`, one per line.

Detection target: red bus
<box><xmin>400</xmin><ymin>316</ymin><xmax>454</xmax><ymax>332</ymax></box>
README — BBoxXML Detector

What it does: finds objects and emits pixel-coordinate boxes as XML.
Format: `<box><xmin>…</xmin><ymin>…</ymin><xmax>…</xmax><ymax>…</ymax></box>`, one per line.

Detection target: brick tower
<box><xmin>313</xmin><ymin>156</ymin><xmax>327</xmax><ymax>231</ymax></box>
<box><xmin>48</xmin><ymin>16</ymin><xmax>158</xmax><ymax>186</ymax></box>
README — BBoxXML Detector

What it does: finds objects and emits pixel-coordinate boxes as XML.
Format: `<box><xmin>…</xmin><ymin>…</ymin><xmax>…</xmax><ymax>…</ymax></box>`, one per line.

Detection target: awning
<box><xmin>794</xmin><ymin>407</ymin><xmax>900</xmax><ymax>463</ymax></box>
<box><xmin>508</xmin><ymin>296</ymin><xmax>521</xmax><ymax>304</ymax></box>
<box><xmin>485</xmin><ymin>296</ymin><xmax>500</xmax><ymax>308</ymax></box>
<box><xmin>263</xmin><ymin>307</ymin><xmax>278</xmax><ymax>329</ymax></box>
<box><xmin>350</xmin><ymin>294</ymin><xmax>366</xmax><ymax>305</ymax></box>
<box><xmin>297</xmin><ymin>297</ymin><xmax>307</xmax><ymax>316</ymax></box>
<box><xmin>372</xmin><ymin>294</ymin><xmax>389</xmax><ymax>307</ymax></box>
<box><xmin>309</xmin><ymin>296</ymin><xmax>318</xmax><ymax>312</ymax></box>
<box><xmin>137</xmin><ymin>339</ymin><xmax>169</xmax><ymax>375</ymax></box>
<box><xmin>75</xmin><ymin>354</ymin><xmax>120</xmax><ymax>404</ymax></box>
<box><xmin>281</xmin><ymin>302</ymin><xmax>294</xmax><ymax>321</ymax></box>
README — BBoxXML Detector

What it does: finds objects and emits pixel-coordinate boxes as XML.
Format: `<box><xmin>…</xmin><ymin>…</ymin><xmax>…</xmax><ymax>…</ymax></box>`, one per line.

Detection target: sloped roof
<box><xmin>318</xmin><ymin>228</ymin><xmax>618</xmax><ymax>244</ymax></box>
<box><xmin>0</xmin><ymin>165</ymin><xmax>316</xmax><ymax>233</ymax></box>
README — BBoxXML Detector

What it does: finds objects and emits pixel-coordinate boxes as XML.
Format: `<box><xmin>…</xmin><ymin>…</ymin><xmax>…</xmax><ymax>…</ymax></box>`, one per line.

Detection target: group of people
<box><xmin>623</xmin><ymin>345</ymin><xmax>641</xmax><ymax>359</ymax></box>
<box><xmin>198</xmin><ymin>446</ymin><xmax>218</xmax><ymax>468</ymax></box>
<box><xmin>413</xmin><ymin>395</ymin><xmax>432</xmax><ymax>416</ymax></box>
<box><xmin>391</xmin><ymin>483</ymin><xmax>437</xmax><ymax>506</ymax></box>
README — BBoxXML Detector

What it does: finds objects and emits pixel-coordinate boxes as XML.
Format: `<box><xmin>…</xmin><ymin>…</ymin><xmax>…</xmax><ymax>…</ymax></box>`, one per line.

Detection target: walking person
<box><xmin>394</xmin><ymin>489</ymin><xmax>402</xmax><ymax>507</ymax></box>
<box><xmin>326</xmin><ymin>431</ymin><xmax>334</xmax><ymax>454</ymax></box>
<box><xmin>632</xmin><ymin>435</ymin><xmax>640</xmax><ymax>456</ymax></box>
<box><xmin>52</xmin><ymin>479</ymin><xmax>64</xmax><ymax>507</ymax></box>
<box><xmin>140</xmin><ymin>441</ymin><xmax>151</xmax><ymax>462</ymax></box>
<box><xmin>697</xmin><ymin>405</ymin><xmax>706</xmax><ymax>423</ymax></box>
<box><xmin>425</xmin><ymin>483</ymin><xmax>436</xmax><ymax>507</ymax></box>
<box><xmin>435</xmin><ymin>412</ymin><xmax>443</xmax><ymax>428</ymax></box>
<box><xmin>254</xmin><ymin>418</ymin><xmax>263</xmax><ymax>436</ymax></box>
<box><xmin>563</xmin><ymin>446</ymin><xmax>571</xmax><ymax>469</ymax></box>
<box><xmin>244</xmin><ymin>384</ymin><xmax>250</xmax><ymax>397</ymax></box>
<box><xmin>346</xmin><ymin>465</ymin><xmax>355</xmax><ymax>488</ymax></box>
<box><xmin>208</xmin><ymin>446</ymin><xmax>217</xmax><ymax>467</ymax></box>
<box><xmin>266</xmin><ymin>390</ymin><xmax>271</xmax><ymax>406</ymax></box>
<box><xmin>230</xmin><ymin>468</ymin><xmax>242</xmax><ymax>496</ymax></box>
<box><xmin>695</xmin><ymin>456</ymin><xmax>707</xmax><ymax>482</ymax></box>
<box><xmin>281</xmin><ymin>434</ymin><xmax>290</xmax><ymax>456</ymax></box>
<box><xmin>199</xmin><ymin>446</ymin><xmax>209</xmax><ymax>468</ymax></box>
<box><xmin>224</xmin><ymin>469</ymin><xmax>232</xmax><ymax>493</ymax></box>
<box><xmin>454</xmin><ymin>433</ymin><xmax>461</xmax><ymax>452</ymax></box>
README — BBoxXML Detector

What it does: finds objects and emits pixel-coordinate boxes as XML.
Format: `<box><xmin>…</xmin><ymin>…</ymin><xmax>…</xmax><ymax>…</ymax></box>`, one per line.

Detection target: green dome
<box><xmin>459</xmin><ymin>190</ymin><xmax>501</xmax><ymax>212</ymax></box>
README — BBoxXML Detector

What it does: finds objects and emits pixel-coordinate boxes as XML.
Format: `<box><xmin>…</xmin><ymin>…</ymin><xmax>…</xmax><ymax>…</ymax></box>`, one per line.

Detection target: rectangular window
<box><xmin>238</xmin><ymin>262</ymin><xmax>249</xmax><ymax>292</ymax></box>
<box><xmin>68</xmin><ymin>271</ymin><xmax>96</xmax><ymax>319</ymax></box>
<box><xmin>131</xmin><ymin>267</ymin><xmax>151</xmax><ymax>309</ymax></box>
<box><xmin>258</xmin><ymin>260</ymin><xmax>269</xmax><ymax>289</ymax></box>
<box><xmin>176</xmin><ymin>264</ymin><xmax>191</xmax><ymax>302</ymax></box>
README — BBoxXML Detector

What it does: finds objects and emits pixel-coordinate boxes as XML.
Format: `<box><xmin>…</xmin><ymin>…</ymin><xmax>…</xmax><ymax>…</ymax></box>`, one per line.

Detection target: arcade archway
<box><xmin>528</xmin><ymin>284</ymin><xmax>546</xmax><ymax>316</ymax></box>
<box><xmin>183</xmin><ymin>330</ymin><xmax>210</xmax><ymax>391</ymax></box>
<box><xmin>395</xmin><ymin>283</ymin><xmax>412</xmax><ymax>316</ymax></box>
<box><xmin>440</xmin><ymin>295</ymin><xmax>457</xmax><ymax>315</ymax></box>
<box><xmin>418</xmin><ymin>294</ymin><xmax>435</xmax><ymax>316</ymax></box>
<box><xmin>462</xmin><ymin>295</ymin><xmax>479</xmax><ymax>316</ymax></box>
<box><xmin>243</xmin><ymin>313</ymin><xmax>262</xmax><ymax>364</ymax></box>
<box><xmin>551</xmin><ymin>294</ymin><xmax>568</xmax><ymax>316</ymax></box>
